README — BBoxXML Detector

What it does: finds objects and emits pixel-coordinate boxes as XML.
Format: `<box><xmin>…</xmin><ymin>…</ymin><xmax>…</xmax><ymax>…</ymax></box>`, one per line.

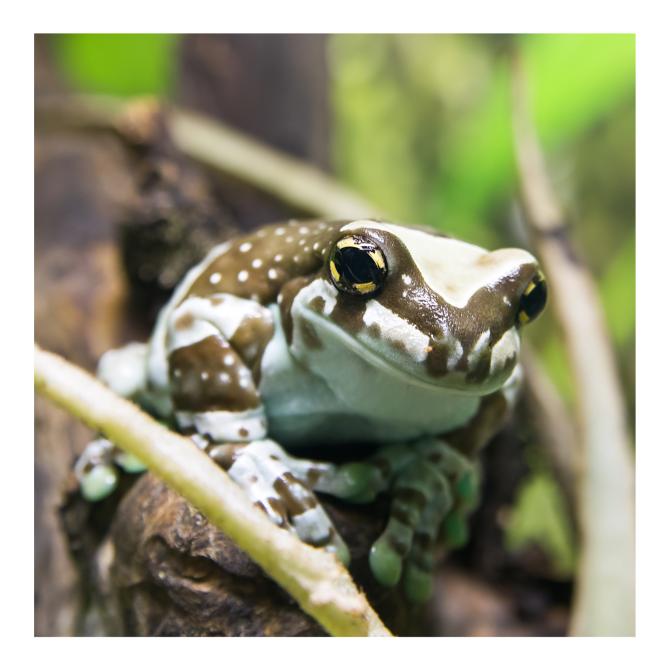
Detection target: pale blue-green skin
<box><xmin>80</xmin><ymin>220</ymin><xmax>539</xmax><ymax>601</ymax></box>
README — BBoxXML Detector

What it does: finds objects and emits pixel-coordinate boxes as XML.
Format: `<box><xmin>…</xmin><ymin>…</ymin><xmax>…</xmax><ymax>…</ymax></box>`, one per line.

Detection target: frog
<box><xmin>75</xmin><ymin>218</ymin><xmax>547</xmax><ymax>602</ymax></box>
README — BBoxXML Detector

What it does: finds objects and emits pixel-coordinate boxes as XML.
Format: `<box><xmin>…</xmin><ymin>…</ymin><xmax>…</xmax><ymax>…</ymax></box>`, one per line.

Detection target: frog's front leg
<box><xmin>359</xmin><ymin>438</ymin><xmax>478</xmax><ymax>601</ymax></box>
<box><xmin>165</xmin><ymin>294</ymin><xmax>348</xmax><ymax>561</ymax></box>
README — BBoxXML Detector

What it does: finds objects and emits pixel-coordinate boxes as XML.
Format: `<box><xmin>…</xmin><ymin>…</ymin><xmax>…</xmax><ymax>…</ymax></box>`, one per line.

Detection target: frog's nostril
<box><xmin>517</xmin><ymin>271</ymin><xmax>548</xmax><ymax>326</ymax></box>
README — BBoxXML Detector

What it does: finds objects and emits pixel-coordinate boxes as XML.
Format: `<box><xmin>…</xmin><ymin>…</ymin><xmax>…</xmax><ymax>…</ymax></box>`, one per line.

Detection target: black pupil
<box><xmin>333</xmin><ymin>246</ymin><xmax>384</xmax><ymax>290</ymax></box>
<box><xmin>520</xmin><ymin>276</ymin><xmax>547</xmax><ymax>320</ymax></box>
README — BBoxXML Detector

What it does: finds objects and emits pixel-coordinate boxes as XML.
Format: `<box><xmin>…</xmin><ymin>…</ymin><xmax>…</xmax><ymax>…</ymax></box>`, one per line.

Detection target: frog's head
<box><xmin>290</xmin><ymin>220</ymin><xmax>547</xmax><ymax>396</ymax></box>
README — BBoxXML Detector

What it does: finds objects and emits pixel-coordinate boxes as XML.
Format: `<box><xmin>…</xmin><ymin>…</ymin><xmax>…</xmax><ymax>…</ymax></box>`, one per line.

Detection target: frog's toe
<box><xmin>75</xmin><ymin>437</ymin><xmax>120</xmax><ymax>501</ymax></box>
<box><xmin>369</xmin><ymin>537</ymin><xmax>404</xmax><ymax>586</ymax></box>
<box><xmin>314</xmin><ymin>462</ymin><xmax>384</xmax><ymax>502</ymax></box>
<box><xmin>403</xmin><ymin>563</ymin><xmax>434</xmax><ymax>603</ymax></box>
<box><xmin>442</xmin><ymin>510</ymin><xmax>469</xmax><ymax>549</ymax></box>
<box><xmin>79</xmin><ymin>463</ymin><xmax>119</xmax><ymax>501</ymax></box>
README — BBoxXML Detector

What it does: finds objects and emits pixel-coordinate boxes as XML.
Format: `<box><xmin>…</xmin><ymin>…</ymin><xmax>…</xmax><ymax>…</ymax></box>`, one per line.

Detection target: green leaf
<box><xmin>54</xmin><ymin>34</ymin><xmax>179</xmax><ymax>98</ymax></box>
<box><xmin>505</xmin><ymin>471</ymin><xmax>577</xmax><ymax>577</ymax></box>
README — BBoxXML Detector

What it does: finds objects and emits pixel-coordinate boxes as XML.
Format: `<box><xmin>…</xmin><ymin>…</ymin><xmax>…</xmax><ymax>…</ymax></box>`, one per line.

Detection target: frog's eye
<box><xmin>328</xmin><ymin>235</ymin><xmax>388</xmax><ymax>296</ymax></box>
<box><xmin>517</xmin><ymin>271</ymin><xmax>548</xmax><ymax>325</ymax></box>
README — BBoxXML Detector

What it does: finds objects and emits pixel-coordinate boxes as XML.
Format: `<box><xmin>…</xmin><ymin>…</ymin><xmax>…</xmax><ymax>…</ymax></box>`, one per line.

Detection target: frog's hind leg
<box><xmin>228</xmin><ymin>440</ymin><xmax>350</xmax><ymax>564</ymax></box>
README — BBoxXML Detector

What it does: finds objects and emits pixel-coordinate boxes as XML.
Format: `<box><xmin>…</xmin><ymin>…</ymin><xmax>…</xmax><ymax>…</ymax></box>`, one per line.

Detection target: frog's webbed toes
<box><xmin>369</xmin><ymin>459</ymin><xmax>454</xmax><ymax>601</ymax></box>
<box><xmin>75</xmin><ymin>438</ymin><xmax>148</xmax><ymax>502</ymax></box>
<box><xmin>313</xmin><ymin>443</ymin><xmax>415</xmax><ymax>503</ymax></box>
<box><xmin>228</xmin><ymin>440</ymin><xmax>350</xmax><ymax>564</ymax></box>
<box><xmin>75</xmin><ymin>438</ymin><xmax>119</xmax><ymax>501</ymax></box>
<box><xmin>369</xmin><ymin>460</ymin><xmax>441</xmax><ymax>587</ymax></box>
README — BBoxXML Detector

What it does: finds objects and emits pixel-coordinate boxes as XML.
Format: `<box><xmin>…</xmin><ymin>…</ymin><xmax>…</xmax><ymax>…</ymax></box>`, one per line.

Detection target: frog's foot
<box><xmin>312</xmin><ymin>443</ymin><xmax>416</xmax><ymax>503</ymax></box>
<box><xmin>359</xmin><ymin>438</ymin><xmax>480</xmax><ymax>601</ymax></box>
<box><xmin>228</xmin><ymin>440</ymin><xmax>350</xmax><ymax>565</ymax></box>
<box><xmin>368</xmin><ymin>460</ymin><xmax>453</xmax><ymax>601</ymax></box>
<box><xmin>74</xmin><ymin>438</ymin><xmax>147</xmax><ymax>502</ymax></box>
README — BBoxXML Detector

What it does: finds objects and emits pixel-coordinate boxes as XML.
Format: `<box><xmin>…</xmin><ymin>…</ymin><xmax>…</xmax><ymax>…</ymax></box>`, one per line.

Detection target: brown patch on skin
<box><xmin>329</xmin><ymin>291</ymin><xmax>367</xmax><ymax>335</ymax></box>
<box><xmin>184</xmin><ymin>220</ymin><xmax>342</xmax><ymax>306</ymax></box>
<box><xmin>394</xmin><ymin>487</ymin><xmax>428</xmax><ymax>510</ymax></box>
<box><xmin>168</xmin><ymin>335</ymin><xmax>261</xmax><ymax>412</ymax></box>
<box><xmin>229</xmin><ymin>310</ymin><xmax>275</xmax><ymax>380</ymax></box>
<box><xmin>308</xmin><ymin>295</ymin><xmax>326</xmax><ymax>313</ymax></box>
<box><xmin>272</xmin><ymin>472</ymin><xmax>317</xmax><ymax>516</ymax></box>
<box><xmin>174</xmin><ymin>312</ymin><xmax>195</xmax><ymax>331</ymax></box>
<box><xmin>206</xmin><ymin>443</ymin><xmax>239</xmax><ymax>469</ymax></box>
<box><xmin>278</xmin><ymin>276</ymin><xmax>312</xmax><ymax>344</ymax></box>
<box><xmin>298</xmin><ymin>319</ymin><xmax>323</xmax><ymax>350</ymax></box>
<box><xmin>465</xmin><ymin>350</ymin><xmax>493</xmax><ymax>384</ymax></box>
<box><xmin>442</xmin><ymin>390</ymin><xmax>509</xmax><ymax>459</ymax></box>
<box><xmin>366</xmin><ymin>323</ymin><xmax>381</xmax><ymax>340</ymax></box>
<box><xmin>238</xmin><ymin>427</ymin><xmax>249</xmax><ymax>438</ymax></box>
<box><xmin>389</xmin><ymin>339</ymin><xmax>407</xmax><ymax>354</ymax></box>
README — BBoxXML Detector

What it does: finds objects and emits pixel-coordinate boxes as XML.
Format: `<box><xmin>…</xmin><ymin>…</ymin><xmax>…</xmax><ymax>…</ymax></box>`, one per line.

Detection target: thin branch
<box><xmin>34</xmin><ymin>345</ymin><xmax>391</xmax><ymax>637</ymax></box>
<box><xmin>511</xmin><ymin>52</ymin><xmax>635</xmax><ymax>636</ymax></box>
<box><xmin>35</xmin><ymin>95</ymin><xmax>383</xmax><ymax>220</ymax></box>
<box><xmin>521</xmin><ymin>347</ymin><xmax>579</xmax><ymax>527</ymax></box>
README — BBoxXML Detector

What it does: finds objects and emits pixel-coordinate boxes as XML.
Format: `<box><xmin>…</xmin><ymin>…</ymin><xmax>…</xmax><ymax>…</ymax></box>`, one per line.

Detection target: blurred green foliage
<box><xmin>50</xmin><ymin>34</ymin><xmax>635</xmax><ymax>580</ymax></box>
<box><xmin>53</xmin><ymin>34</ymin><xmax>178</xmax><ymax>97</ymax></box>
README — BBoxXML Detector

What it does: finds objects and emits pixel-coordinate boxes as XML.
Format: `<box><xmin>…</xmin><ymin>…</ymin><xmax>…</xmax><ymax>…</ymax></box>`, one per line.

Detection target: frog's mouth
<box><xmin>295</xmin><ymin>306</ymin><xmax>515</xmax><ymax>397</ymax></box>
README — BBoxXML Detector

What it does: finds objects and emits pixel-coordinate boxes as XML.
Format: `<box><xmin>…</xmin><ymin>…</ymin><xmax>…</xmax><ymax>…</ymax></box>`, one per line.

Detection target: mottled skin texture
<box><xmin>76</xmin><ymin>219</ymin><xmax>547</xmax><ymax>601</ymax></box>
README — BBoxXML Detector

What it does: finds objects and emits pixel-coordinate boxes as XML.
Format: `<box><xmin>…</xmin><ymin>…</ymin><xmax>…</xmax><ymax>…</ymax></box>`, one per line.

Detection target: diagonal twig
<box><xmin>34</xmin><ymin>345</ymin><xmax>391</xmax><ymax>637</ymax></box>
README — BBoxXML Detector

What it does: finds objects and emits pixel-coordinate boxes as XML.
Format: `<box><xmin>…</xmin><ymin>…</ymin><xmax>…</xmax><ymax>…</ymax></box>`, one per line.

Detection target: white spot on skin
<box><xmin>286</xmin><ymin>236</ymin><xmax>294</xmax><ymax>243</ymax></box>
<box><xmin>268</xmin><ymin>268</ymin><xmax>278</xmax><ymax>280</ymax></box>
<box><xmin>218</xmin><ymin>372</ymin><xmax>231</xmax><ymax>384</ymax></box>
<box><xmin>298</xmin><ymin>239</ymin><xmax>306</xmax><ymax>246</ymax></box>
<box><xmin>174</xmin><ymin>368</ymin><xmax>182</xmax><ymax>378</ymax></box>
<box><xmin>252</xmin><ymin>259</ymin><xmax>263</xmax><ymax>269</ymax></box>
<box><xmin>209</xmin><ymin>272</ymin><xmax>222</xmax><ymax>285</ymax></box>
<box><xmin>238</xmin><ymin>270</ymin><xmax>249</xmax><ymax>283</ymax></box>
<box><xmin>274</xmin><ymin>254</ymin><xmax>283</xmax><ymax>262</ymax></box>
<box><xmin>402</xmin><ymin>274</ymin><xmax>412</xmax><ymax>286</ymax></box>
<box><xmin>275</xmin><ymin>228</ymin><xmax>286</xmax><ymax>236</ymax></box>
<box><xmin>294</xmin><ymin>256</ymin><xmax>301</xmax><ymax>263</ymax></box>
<box><xmin>201</xmin><ymin>371</ymin><xmax>209</xmax><ymax>381</ymax></box>
<box><xmin>313</xmin><ymin>242</ymin><xmax>320</xmax><ymax>251</ymax></box>
<box><xmin>239</xmin><ymin>242</ymin><xmax>252</xmax><ymax>253</ymax></box>
<box><xmin>299</xmin><ymin>226</ymin><xmax>309</xmax><ymax>235</ymax></box>
<box><xmin>223</xmin><ymin>354</ymin><xmax>235</xmax><ymax>366</ymax></box>
<box><xmin>503</xmin><ymin>296</ymin><xmax>511</xmax><ymax>306</ymax></box>
<box><xmin>277</xmin><ymin>293</ymin><xmax>284</xmax><ymax>305</ymax></box>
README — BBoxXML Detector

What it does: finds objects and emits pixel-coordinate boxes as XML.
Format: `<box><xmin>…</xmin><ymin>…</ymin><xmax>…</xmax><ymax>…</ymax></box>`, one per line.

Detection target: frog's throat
<box><xmin>293</xmin><ymin>308</ymin><xmax>513</xmax><ymax>398</ymax></box>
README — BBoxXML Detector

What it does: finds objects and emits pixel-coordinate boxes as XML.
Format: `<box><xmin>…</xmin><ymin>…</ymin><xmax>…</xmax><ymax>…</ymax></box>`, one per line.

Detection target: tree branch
<box><xmin>35</xmin><ymin>95</ymin><xmax>382</xmax><ymax>220</ymax></box>
<box><xmin>34</xmin><ymin>345</ymin><xmax>391</xmax><ymax>637</ymax></box>
<box><xmin>510</xmin><ymin>52</ymin><xmax>635</xmax><ymax>636</ymax></box>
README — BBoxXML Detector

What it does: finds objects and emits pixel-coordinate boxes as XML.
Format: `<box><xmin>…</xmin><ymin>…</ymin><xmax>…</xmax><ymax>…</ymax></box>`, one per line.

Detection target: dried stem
<box><xmin>34</xmin><ymin>345</ymin><xmax>391</xmax><ymax>637</ymax></box>
<box><xmin>511</xmin><ymin>53</ymin><xmax>635</xmax><ymax>636</ymax></box>
<box><xmin>35</xmin><ymin>95</ymin><xmax>382</xmax><ymax>220</ymax></box>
